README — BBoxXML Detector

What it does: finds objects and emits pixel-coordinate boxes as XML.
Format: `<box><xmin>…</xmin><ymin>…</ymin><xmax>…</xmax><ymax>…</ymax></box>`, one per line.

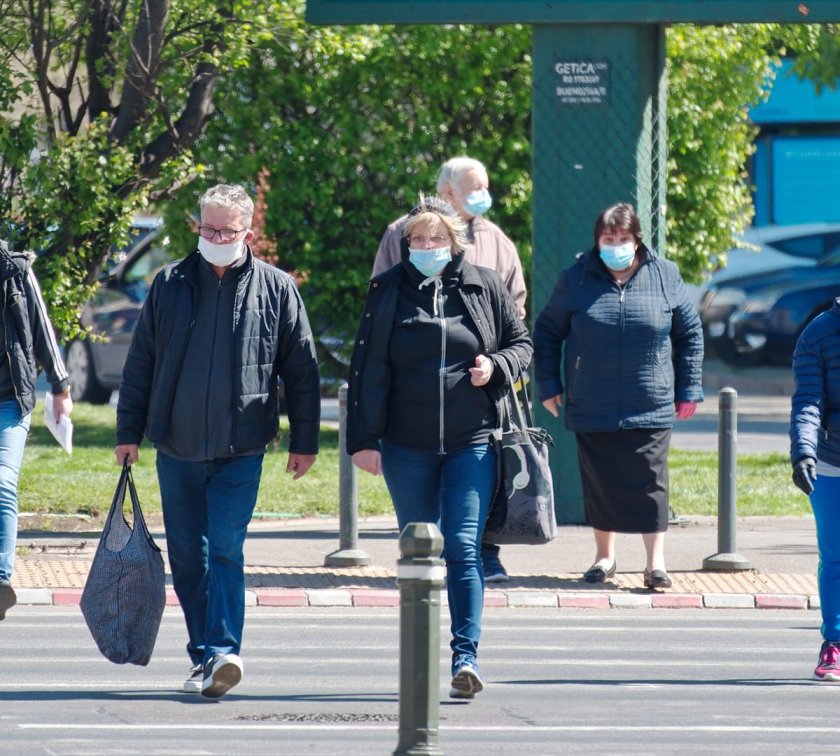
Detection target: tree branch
<box><xmin>110</xmin><ymin>0</ymin><xmax>170</xmax><ymax>142</ymax></box>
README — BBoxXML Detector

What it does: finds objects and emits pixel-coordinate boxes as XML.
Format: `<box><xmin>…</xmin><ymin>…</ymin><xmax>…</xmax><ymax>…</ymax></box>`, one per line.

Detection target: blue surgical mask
<box><xmin>599</xmin><ymin>241</ymin><xmax>636</xmax><ymax>271</ymax></box>
<box><xmin>409</xmin><ymin>246</ymin><xmax>451</xmax><ymax>277</ymax></box>
<box><xmin>463</xmin><ymin>189</ymin><xmax>492</xmax><ymax>217</ymax></box>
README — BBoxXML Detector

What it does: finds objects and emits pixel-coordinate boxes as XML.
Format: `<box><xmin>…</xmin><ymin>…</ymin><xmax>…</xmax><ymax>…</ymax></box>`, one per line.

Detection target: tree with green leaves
<box><xmin>0</xmin><ymin>1</ymin><xmax>831</xmax><ymax>354</ymax></box>
<box><xmin>168</xmin><ymin>9</ymin><xmax>821</xmax><ymax>368</ymax></box>
<box><xmin>0</xmin><ymin>0</ymin><xmax>275</xmax><ymax>337</ymax></box>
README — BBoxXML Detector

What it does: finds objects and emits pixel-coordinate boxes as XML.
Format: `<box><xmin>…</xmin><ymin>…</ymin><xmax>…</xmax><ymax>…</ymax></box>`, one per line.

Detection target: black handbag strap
<box><xmin>496</xmin><ymin>356</ymin><xmax>532</xmax><ymax>432</ymax></box>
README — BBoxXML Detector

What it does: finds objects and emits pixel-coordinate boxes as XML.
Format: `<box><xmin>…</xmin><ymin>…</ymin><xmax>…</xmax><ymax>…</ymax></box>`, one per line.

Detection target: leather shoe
<box><xmin>583</xmin><ymin>561</ymin><xmax>616</xmax><ymax>584</ymax></box>
<box><xmin>644</xmin><ymin>568</ymin><xmax>672</xmax><ymax>589</ymax></box>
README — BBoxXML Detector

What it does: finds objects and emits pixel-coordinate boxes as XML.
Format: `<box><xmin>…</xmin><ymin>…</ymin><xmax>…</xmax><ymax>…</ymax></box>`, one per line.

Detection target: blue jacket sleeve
<box><xmin>534</xmin><ymin>270</ymin><xmax>572</xmax><ymax>401</ymax></box>
<box><xmin>790</xmin><ymin>328</ymin><xmax>823</xmax><ymax>464</ymax></box>
<box><xmin>667</xmin><ymin>268</ymin><xmax>704</xmax><ymax>403</ymax></box>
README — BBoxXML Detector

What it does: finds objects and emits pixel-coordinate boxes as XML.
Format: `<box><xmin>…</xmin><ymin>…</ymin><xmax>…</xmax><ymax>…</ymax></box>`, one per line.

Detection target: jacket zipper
<box><xmin>205</xmin><ymin>278</ymin><xmax>223</xmax><ymax>460</ymax></box>
<box><xmin>436</xmin><ymin>281</ymin><xmax>446</xmax><ymax>454</ymax></box>
<box><xmin>2</xmin><ymin>286</ymin><xmax>23</xmax><ymax>414</ymax></box>
<box><xmin>617</xmin><ymin>282</ymin><xmax>626</xmax><ymax>427</ymax></box>
<box><xmin>163</xmin><ymin>276</ymin><xmax>197</xmax><ymax>431</ymax></box>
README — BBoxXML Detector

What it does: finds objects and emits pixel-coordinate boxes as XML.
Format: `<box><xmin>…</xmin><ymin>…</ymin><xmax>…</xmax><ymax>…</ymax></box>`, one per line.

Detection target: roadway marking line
<box><xmin>18</xmin><ymin>724</ymin><xmax>840</xmax><ymax>733</ymax></box>
<box><xmin>3</xmin><ymin>648</ymin><xmax>813</xmax><ymax>663</ymax></box>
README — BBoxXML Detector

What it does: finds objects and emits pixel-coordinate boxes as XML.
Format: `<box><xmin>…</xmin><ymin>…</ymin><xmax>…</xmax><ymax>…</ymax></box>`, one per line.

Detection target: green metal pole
<box><xmin>531</xmin><ymin>23</ymin><xmax>667</xmax><ymax>523</ymax></box>
<box><xmin>393</xmin><ymin>522</ymin><xmax>445</xmax><ymax>756</ymax></box>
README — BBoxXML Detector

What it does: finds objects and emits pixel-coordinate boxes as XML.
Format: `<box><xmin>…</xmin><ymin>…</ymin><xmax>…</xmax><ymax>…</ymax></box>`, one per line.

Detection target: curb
<box><xmin>15</xmin><ymin>587</ymin><xmax>821</xmax><ymax>611</ymax></box>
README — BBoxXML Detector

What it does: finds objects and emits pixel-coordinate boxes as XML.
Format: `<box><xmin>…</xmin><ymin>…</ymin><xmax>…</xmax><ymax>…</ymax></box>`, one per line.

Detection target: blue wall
<box><xmin>749</xmin><ymin>61</ymin><xmax>840</xmax><ymax>226</ymax></box>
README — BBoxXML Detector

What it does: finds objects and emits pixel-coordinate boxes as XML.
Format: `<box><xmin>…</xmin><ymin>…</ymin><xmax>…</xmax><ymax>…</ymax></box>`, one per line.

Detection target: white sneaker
<box><xmin>449</xmin><ymin>662</ymin><xmax>484</xmax><ymax>700</ymax></box>
<box><xmin>201</xmin><ymin>654</ymin><xmax>243</xmax><ymax>698</ymax></box>
<box><xmin>183</xmin><ymin>664</ymin><xmax>204</xmax><ymax>694</ymax></box>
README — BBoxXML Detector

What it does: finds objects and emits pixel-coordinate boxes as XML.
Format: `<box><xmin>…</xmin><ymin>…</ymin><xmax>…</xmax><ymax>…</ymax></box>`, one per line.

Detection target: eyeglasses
<box><xmin>408</xmin><ymin>234</ymin><xmax>448</xmax><ymax>247</ymax></box>
<box><xmin>197</xmin><ymin>225</ymin><xmax>247</xmax><ymax>243</ymax></box>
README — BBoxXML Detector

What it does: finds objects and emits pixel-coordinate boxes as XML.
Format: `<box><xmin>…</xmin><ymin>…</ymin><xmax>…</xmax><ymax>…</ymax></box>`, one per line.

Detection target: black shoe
<box><xmin>183</xmin><ymin>663</ymin><xmax>204</xmax><ymax>694</ymax></box>
<box><xmin>0</xmin><ymin>580</ymin><xmax>16</xmax><ymax>620</ymax></box>
<box><xmin>644</xmin><ymin>569</ymin><xmax>672</xmax><ymax>589</ymax></box>
<box><xmin>583</xmin><ymin>561</ymin><xmax>616</xmax><ymax>584</ymax></box>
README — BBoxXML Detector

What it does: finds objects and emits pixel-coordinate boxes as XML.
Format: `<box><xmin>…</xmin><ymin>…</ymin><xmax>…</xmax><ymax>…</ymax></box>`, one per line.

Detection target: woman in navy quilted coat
<box><xmin>534</xmin><ymin>203</ymin><xmax>703</xmax><ymax>589</ymax></box>
<box><xmin>790</xmin><ymin>299</ymin><xmax>840</xmax><ymax>682</ymax></box>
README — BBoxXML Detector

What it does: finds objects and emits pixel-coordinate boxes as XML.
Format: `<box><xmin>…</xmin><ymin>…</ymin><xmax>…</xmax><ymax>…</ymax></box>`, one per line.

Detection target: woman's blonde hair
<box><xmin>402</xmin><ymin>194</ymin><xmax>468</xmax><ymax>253</ymax></box>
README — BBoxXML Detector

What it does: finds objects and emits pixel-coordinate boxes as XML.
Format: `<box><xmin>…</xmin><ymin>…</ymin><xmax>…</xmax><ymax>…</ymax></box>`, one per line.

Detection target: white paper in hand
<box><xmin>43</xmin><ymin>391</ymin><xmax>73</xmax><ymax>454</ymax></box>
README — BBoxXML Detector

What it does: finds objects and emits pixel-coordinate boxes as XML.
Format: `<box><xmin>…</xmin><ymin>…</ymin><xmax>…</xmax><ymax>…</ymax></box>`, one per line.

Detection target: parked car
<box><xmin>699</xmin><ymin>250</ymin><xmax>840</xmax><ymax>366</ymax></box>
<box><xmin>65</xmin><ymin>224</ymin><xmax>175</xmax><ymax>402</ymax></box>
<box><xmin>698</xmin><ymin>223</ymin><xmax>840</xmax><ymax>361</ymax></box>
<box><xmin>687</xmin><ymin>223</ymin><xmax>840</xmax><ymax>309</ymax></box>
<box><xmin>710</xmin><ymin>223</ymin><xmax>840</xmax><ymax>283</ymax></box>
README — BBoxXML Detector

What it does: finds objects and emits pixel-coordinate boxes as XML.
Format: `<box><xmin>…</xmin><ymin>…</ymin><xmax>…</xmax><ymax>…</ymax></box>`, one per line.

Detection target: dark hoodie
<box><xmin>0</xmin><ymin>239</ymin><xmax>69</xmax><ymax>413</ymax></box>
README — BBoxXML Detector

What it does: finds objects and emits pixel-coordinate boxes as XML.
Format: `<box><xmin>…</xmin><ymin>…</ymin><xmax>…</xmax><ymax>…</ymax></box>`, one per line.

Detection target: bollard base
<box><xmin>394</xmin><ymin>742</ymin><xmax>443</xmax><ymax>756</ymax></box>
<box><xmin>702</xmin><ymin>553</ymin><xmax>751</xmax><ymax>571</ymax></box>
<box><xmin>324</xmin><ymin>548</ymin><xmax>372</xmax><ymax>567</ymax></box>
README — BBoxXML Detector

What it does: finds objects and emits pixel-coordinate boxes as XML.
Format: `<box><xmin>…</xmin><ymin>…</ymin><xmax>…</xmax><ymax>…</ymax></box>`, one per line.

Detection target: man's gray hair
<box><xmin>436</xmin><ymin>157</ymin><xmax>488</xmax><ymax>193</ymax></box>
<box><xmin>199</xmin><ymin>184</ymin><xmax>254</xmax><ymax>227</ymax></box>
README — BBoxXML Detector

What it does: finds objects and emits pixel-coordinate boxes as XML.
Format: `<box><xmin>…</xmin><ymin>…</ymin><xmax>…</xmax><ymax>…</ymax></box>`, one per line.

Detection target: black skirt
<box><xmin>575</xmin><ymin>428</ymin><xmax>671</xmax><ymax>534</ymax></box>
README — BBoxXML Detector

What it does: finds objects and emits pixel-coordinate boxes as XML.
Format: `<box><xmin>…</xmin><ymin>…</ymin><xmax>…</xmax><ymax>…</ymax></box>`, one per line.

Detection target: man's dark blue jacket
<box><xmin>534</xmin><ymin>245</ymin><xmax>703</xmax><ymax>432</ymax></box>
<box><xmin>116</xmin><ymin>249</ymin><xmax>320</xmax><ymax>455</ymax></box>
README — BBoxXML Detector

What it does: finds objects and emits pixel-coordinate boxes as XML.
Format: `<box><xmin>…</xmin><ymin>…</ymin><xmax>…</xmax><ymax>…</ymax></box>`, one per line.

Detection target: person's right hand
<box><xmin>115</xmin><ymin>444</ymin><xmax>139</xmax><ymax>466</ymax></box>
<box><xmin>352</xmin><ymin>449</ymin><xmax>382</xmax><ymax>476</ymax></box>
<box><xmin>792</xmin><ymin>456</ymin><xmax>817</xmax><ymax>495</ymax></box>
<box><xmin>542</xmin><ymin>395</ymin><xmax>563</xmax><ymax>417</ymax></box>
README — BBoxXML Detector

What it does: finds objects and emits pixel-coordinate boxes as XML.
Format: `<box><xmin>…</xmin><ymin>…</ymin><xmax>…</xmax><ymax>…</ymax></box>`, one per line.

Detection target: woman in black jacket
<box><xmin>347</xmin><ymin>196</ymin><xmax>532</xmax><ymax>701</ymax></box>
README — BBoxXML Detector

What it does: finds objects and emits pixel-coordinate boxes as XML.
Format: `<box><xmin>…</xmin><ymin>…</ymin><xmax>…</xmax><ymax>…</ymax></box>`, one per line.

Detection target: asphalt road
<box><xmin>3</xmin><ymin>605</ymin><xmax>838</xmax><ymax>755</ymax></box>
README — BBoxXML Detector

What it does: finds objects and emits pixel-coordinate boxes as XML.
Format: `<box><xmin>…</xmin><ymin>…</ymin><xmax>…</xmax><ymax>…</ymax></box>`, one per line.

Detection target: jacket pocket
<box><xmin>566</xmin><ymin>355</ymin><xmax>581</xmax><ymax>404</ymax></box>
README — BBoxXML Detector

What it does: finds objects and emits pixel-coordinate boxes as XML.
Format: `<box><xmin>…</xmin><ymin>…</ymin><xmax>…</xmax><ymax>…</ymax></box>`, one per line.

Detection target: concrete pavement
<box><xmin>10</xmin><ymin>360</ymin><xmax>816</xmax><ymax>613</ymax></box>
<box><xmin>12</xmin><ymin>513</ymin><xmax>820</xmax><ymax>612</ymax></box>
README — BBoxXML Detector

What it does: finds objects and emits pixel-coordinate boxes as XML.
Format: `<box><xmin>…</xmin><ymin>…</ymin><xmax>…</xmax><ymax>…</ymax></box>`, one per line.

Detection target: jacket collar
<box><xmin>0</xmin><ymin>239</ymin><xmax>30</xmax><ymax>283</ymax></box>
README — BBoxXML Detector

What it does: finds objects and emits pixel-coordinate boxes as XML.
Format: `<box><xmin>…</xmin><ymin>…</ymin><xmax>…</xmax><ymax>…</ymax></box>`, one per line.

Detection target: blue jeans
<box><xmin>156</xmin><ymin>451</ymin><xmax>264</xmax><ymax>665</ymax></box>
<box><xmin>0</xmin><ymin>401</ymin><xmax>31</xmax><ymax>582</ymax></box>
<box><xmin>810</xmin><ymin>473</ymin><xmax>840</xmax><ymax>642</ymax></box>
<box><xmin>380</xmin><ymin>440</ymin><xmax>496</xmax><ymax>669</ymax></box>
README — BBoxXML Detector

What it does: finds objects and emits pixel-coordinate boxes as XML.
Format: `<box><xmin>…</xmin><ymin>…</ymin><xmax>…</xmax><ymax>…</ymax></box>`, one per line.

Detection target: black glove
<box><xmin>792</xmin><ymin>457</ymin><xmax>817</xmax><ymax>495</ymax></box>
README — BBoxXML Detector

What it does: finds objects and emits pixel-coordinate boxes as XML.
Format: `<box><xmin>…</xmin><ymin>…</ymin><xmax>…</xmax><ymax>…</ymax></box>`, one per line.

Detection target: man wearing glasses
<box><xmin>115</xmin><ymin>184</ymin><xmax>320</xmax><ymax>698</ymax></box>
<box><xmin>372</xmin><ymin>157</ymin><xmax>527</xmax><ymax>583</ymax></box>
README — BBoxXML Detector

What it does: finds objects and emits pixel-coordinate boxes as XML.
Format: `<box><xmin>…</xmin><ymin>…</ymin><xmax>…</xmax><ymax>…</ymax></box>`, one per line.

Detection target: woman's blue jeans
<box><xmin>380</xmin><ymin>440</ymin><xmax>496</xmax><ymax>669</ymax></box>
<box><xmin>156</xmin><ymin>451</ymin><xmax>264</xmax><ymax>666</ymax></box>
<box><xmin>810</xmin><ymin>473</ymin><xmax>840</xmax><ymax>641</ymax></box>
<box><xmin>0</xmin><ymin>400</ymin><xmax>31</xmax><ymax>583</ymax></box>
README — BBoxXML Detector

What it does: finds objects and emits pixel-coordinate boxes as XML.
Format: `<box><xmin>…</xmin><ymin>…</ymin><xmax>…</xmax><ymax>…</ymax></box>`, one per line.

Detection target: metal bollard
<box><xmin>325</xmin><ymin>384</ymin><xmax>371</xmax><ymax>567</ymax></box>
<box><xmin>702</xmin><ymin>387</ymin><xmax>751</xmax><ymax>571</ymax></box>
<box><xmin>394</xmin><ymin>522</ymin><xmax>445</xmax><ymax>756</ymax></box>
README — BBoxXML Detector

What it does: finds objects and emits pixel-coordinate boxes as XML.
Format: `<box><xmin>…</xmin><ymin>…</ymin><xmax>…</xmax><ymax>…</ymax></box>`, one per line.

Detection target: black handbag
<box><xmin>484</xmin><ymin>359</ymin><xmax>557</xmax><ymax>545</ymax></box>
<box><xmin>80</xmin><ymin>463</ymin><xmax>166</xmax><ymax>666</ymax></box>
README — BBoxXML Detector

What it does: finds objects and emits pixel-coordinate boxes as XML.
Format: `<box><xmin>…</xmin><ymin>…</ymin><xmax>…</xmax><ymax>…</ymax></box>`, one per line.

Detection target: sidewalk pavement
<box><xmin>15</xmin><ymin>359</ymin><xmax>811</xmax><ymax>612</ymax></box>
<box><xmin>12</xmin><ymin>514</ymin><xmax>820</xmax><ymax>612</ymax></box>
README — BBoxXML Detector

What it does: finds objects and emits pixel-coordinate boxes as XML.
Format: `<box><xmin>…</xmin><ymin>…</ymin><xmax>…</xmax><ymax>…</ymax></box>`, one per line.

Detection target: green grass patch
<box><xmin>670</xmin><ymin>449</ymin><xmax>809</xmax><ymax>517</ymax></box>
<box><xmin>20</xmin><ymin>403</ymin><xmax>393</xmax><ymax>521</ymax></box>
<box><xmin>19</xmin><ymin>403</ymin><xmax>807</xmax><ymax>521</ymax></box>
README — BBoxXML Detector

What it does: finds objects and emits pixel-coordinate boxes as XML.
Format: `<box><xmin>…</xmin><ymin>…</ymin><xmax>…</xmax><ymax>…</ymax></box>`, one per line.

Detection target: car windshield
<box><xmin>123</xmin><ymin>238</ymin><xmax>174</xmax><ymax>285</ymax></box>
<box><xmin>768</xmin><ymin>231</ymin><xmax>840</xmax><ymax>261</ymax></box>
